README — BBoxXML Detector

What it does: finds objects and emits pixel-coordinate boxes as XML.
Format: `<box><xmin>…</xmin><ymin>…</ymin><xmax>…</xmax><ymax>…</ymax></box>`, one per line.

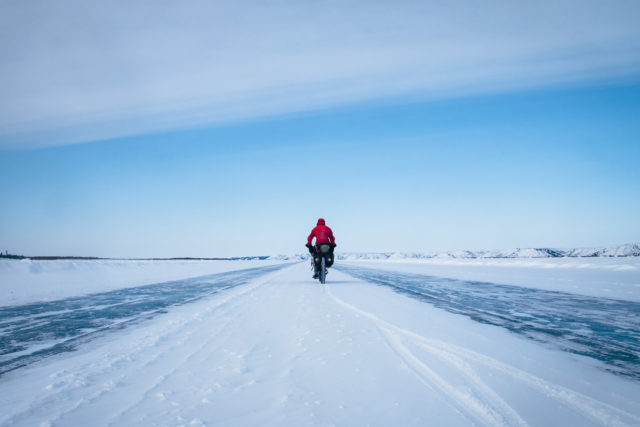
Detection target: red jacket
<box><xmin>307</xmin><ymin>218</ymin><xmax>335</xmax><ymax>246</ymax></box>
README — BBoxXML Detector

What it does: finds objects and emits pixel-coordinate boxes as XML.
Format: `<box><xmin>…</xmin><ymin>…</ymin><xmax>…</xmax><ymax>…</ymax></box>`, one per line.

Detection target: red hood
<box><xmin>317</xmin><ymin>218</ymin><xmax>325</xmax><ymax>226</ymax></box>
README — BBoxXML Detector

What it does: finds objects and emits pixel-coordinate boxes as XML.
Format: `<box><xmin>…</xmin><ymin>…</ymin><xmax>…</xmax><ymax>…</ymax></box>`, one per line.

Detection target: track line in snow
<box><xmin>378</xmin><ymin>322</ymin><xmax>527</xmax><ymax>427</ymax></box>
<box><xmin>106</xmin><ymin>268</ymin><xmax>291</xmax><ymax>425</ymax></box>
<box><xmin>323</xmin><ymin>285</ymin><xmax>525</xmax><ymax>426</ymax></box>
<box><xmin>324</xmin><ymin>284</ymin><xmax>639</xmax><ymax>427</ymax></box>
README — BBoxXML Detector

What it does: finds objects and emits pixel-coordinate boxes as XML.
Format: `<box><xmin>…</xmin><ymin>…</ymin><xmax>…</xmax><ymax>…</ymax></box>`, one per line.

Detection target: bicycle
<box><xmin>311</xmin><ymin>244</ymin><xmax>334</xmax><ymax>284</ymax></box>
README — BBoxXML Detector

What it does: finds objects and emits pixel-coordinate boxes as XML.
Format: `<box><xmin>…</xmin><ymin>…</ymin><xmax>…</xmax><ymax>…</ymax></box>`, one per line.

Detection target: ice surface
<box><xmin>1</xmin><ymin>261</ymin><xmax>639</xmax><ymax>426</ymax></box>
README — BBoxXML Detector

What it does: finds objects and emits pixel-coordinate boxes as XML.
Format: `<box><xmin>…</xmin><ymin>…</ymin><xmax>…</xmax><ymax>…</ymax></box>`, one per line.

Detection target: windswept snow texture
<box><xmin>336</xmin><ymin>264</ymin><xmax>640</xmax><ymax>380</ymax></box>
<box><xmin>0</xmin><ymin>264</ymin><xmax>288</xmax><ymax>376</ymax></box>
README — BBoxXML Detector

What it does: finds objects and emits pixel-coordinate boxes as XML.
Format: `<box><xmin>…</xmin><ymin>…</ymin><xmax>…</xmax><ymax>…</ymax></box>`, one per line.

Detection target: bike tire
<box><xmin>320</xmin><ymin>256</ymin><xmax>326</xmax><ymax>284</ymax></box>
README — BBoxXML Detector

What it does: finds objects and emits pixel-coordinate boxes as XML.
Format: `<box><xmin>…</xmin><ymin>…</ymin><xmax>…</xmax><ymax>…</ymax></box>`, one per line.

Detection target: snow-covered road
<box><xmin>1</xmin><ymin>262</ymin><xmax>639</xmax><ymax>426</ymax></box>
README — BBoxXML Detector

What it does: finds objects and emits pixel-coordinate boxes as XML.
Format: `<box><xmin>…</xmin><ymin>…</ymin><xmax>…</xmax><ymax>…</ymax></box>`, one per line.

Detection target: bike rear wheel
<box><xmin>319</xmin><ymin>256</ymin><xmax>326</xmax><ymax>284</ymax></box>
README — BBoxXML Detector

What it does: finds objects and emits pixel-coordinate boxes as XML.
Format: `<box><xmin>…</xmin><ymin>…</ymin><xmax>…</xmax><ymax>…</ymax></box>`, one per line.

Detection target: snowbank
<box><xmin>0</xmin><ymin>258</ymin><xmax>287</xmax><ymax>307</ymax></box>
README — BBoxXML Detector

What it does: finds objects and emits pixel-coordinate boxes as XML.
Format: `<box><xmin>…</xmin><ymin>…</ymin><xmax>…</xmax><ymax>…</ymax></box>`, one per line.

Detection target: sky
<box><xmin>1</xmin><ymin>0</ymin><xmax>639</xmax><ymax>257</ymax></box>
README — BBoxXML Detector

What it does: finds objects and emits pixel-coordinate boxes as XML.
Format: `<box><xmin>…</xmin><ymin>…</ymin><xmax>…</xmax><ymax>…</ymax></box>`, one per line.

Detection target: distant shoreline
<box><xmin>0</xmin><ymin>254</ymin><xmax>269</xmax><ymax>261</ymax></box>
<box><xmin>1</xmin><ymin>242</ymin><xmax>638</xmax><ymax>261</ymax></box>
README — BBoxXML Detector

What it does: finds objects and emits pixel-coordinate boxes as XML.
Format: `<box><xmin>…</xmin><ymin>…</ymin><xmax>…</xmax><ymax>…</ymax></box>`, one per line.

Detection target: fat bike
<box><xmin>311</xmin><ymin>244</ymin><xmax>334</xmax><ymax>284</ymax></box>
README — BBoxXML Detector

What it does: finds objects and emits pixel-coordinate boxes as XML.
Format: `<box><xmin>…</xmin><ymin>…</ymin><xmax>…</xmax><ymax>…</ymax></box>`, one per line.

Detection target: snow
<box><xmin>0</xmin><ymin>259</ymin><xmax>287</xmax><ymax>307</ymax></box>
<box><xmin>1</xmin><ymin>261</ymin><xmax>639</xmax><ymax>426</ymax></box>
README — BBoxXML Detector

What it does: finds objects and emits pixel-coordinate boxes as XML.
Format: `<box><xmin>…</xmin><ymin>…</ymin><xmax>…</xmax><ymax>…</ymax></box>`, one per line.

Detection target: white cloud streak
<box><xmin>1</xmin><ymin>0</ymin><xmax>639</xmax><ymax>148</ymax></box>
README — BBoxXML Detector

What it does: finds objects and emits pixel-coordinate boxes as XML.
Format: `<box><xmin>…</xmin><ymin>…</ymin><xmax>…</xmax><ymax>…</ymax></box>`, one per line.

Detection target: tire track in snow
<box><xmin>324</xmin><ymin>285</ymin><xmax>639</xmax><ymax>427</ymax></box>
<box><xmin>107</xmin><ymin>267</ymin><xmax>291</xmax><ymax>425</ymax></box>
<box><xmin>378</xmin><ymin>323</ymin><xmax>527</xmax><ymax>426</ymax></box>
<box><xmin>324</xmin><ymin>285</ymin><xmax>526</xmax><ymax>427</ymax></box>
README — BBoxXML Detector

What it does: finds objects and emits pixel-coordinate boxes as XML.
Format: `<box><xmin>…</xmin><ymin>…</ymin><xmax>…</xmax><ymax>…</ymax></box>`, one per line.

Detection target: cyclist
<box><xmin>306</xmin><ymin>218</ymin><xmax>336</xmax><ymax>279</ymax></box>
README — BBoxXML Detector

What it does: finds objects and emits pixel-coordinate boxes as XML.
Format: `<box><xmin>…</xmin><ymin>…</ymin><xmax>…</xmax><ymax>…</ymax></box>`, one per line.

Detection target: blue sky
<box><xmin>1</xmin><ymin>1</ymin><xmax>639</xmax><ymax>257</ymax></box>
<box><xmin>1</xmin><ymin>84</ymin><xmax>639</xmax><ymax>257</ymax></box>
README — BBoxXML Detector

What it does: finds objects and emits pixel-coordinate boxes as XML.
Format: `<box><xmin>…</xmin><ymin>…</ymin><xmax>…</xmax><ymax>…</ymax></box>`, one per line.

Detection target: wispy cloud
<box><xmin>1</xmin><ymin>0</ymin><xmax>639</xmax><ymax>148</ymax></box>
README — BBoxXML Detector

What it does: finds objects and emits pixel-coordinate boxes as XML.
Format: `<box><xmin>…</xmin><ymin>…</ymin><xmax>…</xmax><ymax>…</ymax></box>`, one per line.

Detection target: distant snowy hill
<box><xmin>266</xmin><ymin>254</ymin><xmax>308</xmax><ymax>261</ymax></box>
<box><xmin>270</xmin><ymin>243</ymin><xmax>640</xmax><ymax>261</ymax></box>
<box><xmin>563</xmin><ymin>243</ymin><xmax>640</xmax><ymax>258</ymax></box>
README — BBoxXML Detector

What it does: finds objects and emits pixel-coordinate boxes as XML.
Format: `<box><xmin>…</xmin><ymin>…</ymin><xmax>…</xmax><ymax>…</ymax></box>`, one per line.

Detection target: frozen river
<box><xmin>1</xmin><ymin>262</ymin><xmax>639</xmax><ymax>426</ymax></box>
<box><xmin>3</xmin><ymin>261</ymin><xmax>638</xmax><ymax>382</ymax></box>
